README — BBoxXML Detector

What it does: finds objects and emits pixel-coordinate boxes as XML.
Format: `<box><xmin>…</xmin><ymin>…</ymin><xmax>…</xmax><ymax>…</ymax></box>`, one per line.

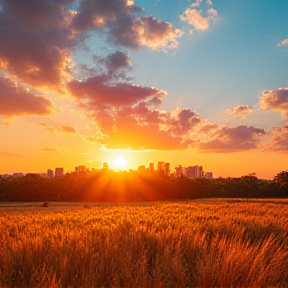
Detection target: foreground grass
<box><xmin>0</xmin><ymin>199</ymin><xmax>288</xmax><ymax>287</ymax></box>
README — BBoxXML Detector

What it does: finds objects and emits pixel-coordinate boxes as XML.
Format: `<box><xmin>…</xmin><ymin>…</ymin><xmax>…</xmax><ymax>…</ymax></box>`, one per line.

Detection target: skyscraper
<box><xmin>47</xmin><ymin>169</ymin><xmax>53</xmax><ymax>179</ymax></box>
<box><xmin>55</xmin><ymin>168</ymin><xmax>64</xmax><ymax>178</ymax></box>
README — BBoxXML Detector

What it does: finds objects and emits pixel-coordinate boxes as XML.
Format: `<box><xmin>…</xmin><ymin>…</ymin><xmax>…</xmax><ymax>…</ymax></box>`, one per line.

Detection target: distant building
<box><xmin>165</xmin><ymin>163</ymin><xmax>170</xmax><ymax>176</ymax></box>
<box><xmin>175</xmin><ymin>165</ymin><xmax>183</xmax><ymax>177</ymax></box>
<box><xmin>198</xmin><ymin>166</ymin><xmax>204</xmax><ymax>178</ymax></box>
<box><xmin>12</xmin><ymin>173</ymin><xmax>24</xmax><ymax>178</ymax></box>
<box><xmin>204</xmin><ymin>172</ymin><xmax>213</xmax><ymax>179</ymax></box>
<box><xmin>149</xmin><ymin>163</ymin><xmax>154</xmax><ymax>172</ymax></box>
<box><xmin>157</xmin><ymin>161</ymin><xmax>165</xmax><ymax>172</ymax></box>
<box><xmin>55</xmin><ymin>168</ymin><xmax>64</xmax><ymax>178</ymax></box>
<box><xmin>47</xmin><ymin>169</ymin><xmax>53</xmax><ymax>179</ymax></box>
<box><xmin>138</xmin><ymin>165</ymin><xmax>146</xmax><ymax>173</ymax></box>
<box><xmin>102</xmin><ymin>162</ymin><xmax>109</xmax><ymax>170</ymax></box>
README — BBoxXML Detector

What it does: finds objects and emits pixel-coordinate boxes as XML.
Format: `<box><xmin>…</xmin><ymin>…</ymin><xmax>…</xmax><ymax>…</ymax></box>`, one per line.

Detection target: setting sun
<box><xmin>114</xmin><ymin>157</ymin><xmax>127</xmax><ymax>169</ymax></box>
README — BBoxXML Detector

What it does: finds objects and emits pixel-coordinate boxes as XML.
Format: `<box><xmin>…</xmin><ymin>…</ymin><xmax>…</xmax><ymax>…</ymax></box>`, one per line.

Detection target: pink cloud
<box><xmin>260</xmin><ymin>88</ymin><xmax>288</xmax><ymax>119</ymax></box>
<box><xmin>199</xmin><ymin>125</ymin><xmax>265</xmax><ymax>153</ymax></box>
<box><xmin>67</xmin><ymin>75</ymin><xmax>166</xmax><ymax>108</ymax></box>
<box><xmin>180</xmin><ymin>3</ymin><xmax>218</xmax><ymax>31</ymax></box>
<box><xmin>0</xmin><ymin>76</ymin><xmax>53</xmax><ymax>117</ymax></box>
<box><xmin>277</xmin><ymin>39</ymin><xmax>288</xmax><ymax>47</ymax></box>
<box><xmin>225</xmin><ymin>105</ymin><xmax>253</xmax><ymax>118</ymax></box>
<box><xmin>265</xmin><ymin>125</ymin><xmax>288</xmax><ymax>152</ymax></box>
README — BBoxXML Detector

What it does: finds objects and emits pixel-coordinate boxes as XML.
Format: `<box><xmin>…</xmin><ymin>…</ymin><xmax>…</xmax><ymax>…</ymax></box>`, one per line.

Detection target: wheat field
<box><xmin>0</xmin><ymin>199</ymin><xmax>288</xmax><ymax>288</ymax></box>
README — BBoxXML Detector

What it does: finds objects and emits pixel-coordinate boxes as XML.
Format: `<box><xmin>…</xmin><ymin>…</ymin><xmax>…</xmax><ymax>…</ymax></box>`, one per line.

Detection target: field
<box><xmin>0</xmin><ymin>199</ymin><xmax>288</xmax><ymax>288</ymax></box>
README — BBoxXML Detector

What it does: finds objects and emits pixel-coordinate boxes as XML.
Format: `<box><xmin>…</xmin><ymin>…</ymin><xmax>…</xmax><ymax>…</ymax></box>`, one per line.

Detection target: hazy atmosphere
<box><xmin>0</xmin><ymin>0</ymin><xmax>287</xmax><ymax>178</ymax></box>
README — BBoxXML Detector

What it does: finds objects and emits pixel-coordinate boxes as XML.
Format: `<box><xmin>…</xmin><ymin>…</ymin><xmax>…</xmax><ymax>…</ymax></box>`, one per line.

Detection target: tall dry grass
<box><xmin>0</xmin><ymin>199</ymin><xmax>288</xmax><ymax>288</ymax></box>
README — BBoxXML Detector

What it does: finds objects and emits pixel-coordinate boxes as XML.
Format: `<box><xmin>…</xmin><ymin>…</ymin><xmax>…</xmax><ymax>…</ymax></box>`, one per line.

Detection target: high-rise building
<box><xmin>47</xmin><ymin>169</ymin><xmax>53</xmax><ymax>178</ymax></box>
<box><xmin>55</xmin><ymin>168</ymin><xmax>64</xmax><ymax>178</ymax></box>
<box><xmin>157</xmin><ymin>161</ymin><xmax>165</xmax><ymax>172</ymax></box>
<box><xmin>175</xmin><ymin>165</ymin><xmax>183</xmax><ymax>177</ymax></box>
<box><xmin>138</xmin><ymin>165</ymin><xmax>146</xmax><ymax>173</ymax></box>
<box><xmin>102</xmin><ymin>162</ymin><xmax>109</xmax><ymax>170</ymax></box>
<box><xmin>149</xmin><ymin>163</ymin><xmax>154</xmax><ymax>172</ymax></box>
<box><xmin>204</xmin><ymin>172</ymin><xmax>213</xmax><ymax>179</ymax></box>
<box><xmin>165</xmin><ymin>163</ymin><xmax>170</xmax><ymax>175</ymax></box>
<box><xmin>198</xmin><ymin>166</ymin><xmax>204</xmax><ymax>178</ymax></box>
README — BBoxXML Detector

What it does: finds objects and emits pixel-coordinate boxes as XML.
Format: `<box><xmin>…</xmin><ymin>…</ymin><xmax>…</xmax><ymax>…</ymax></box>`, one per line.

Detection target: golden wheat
<box><xmin>0</xmin><ymin>199</ymin><xmax>288</xmax><ymax>288</ymax></box>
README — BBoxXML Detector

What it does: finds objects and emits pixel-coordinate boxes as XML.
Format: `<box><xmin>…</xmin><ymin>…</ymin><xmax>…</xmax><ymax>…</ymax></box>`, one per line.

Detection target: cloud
<box><xmin>39</xmin><ymin>123</ymin><xmax>77</xmax><ymax>134</ymax></box>
<box><xmin>72</xmin><ymin>0</ymin><xmax>181</xmax><ymax>50</ymax></box>
<box><xmin>265</xmin><ymin>125</ymin><xmax>288</xmax><ymax>152</ymax></box>
<box><xmin>225</xmin><ymin>105</ymin><xmax>253</xmax><ymax>118</ymax></box>
<box><xmin>0</xmin><ymin>152</ymin><xmax>24</xmax><ymax>158</ymax></box>
<box><xmin>99</xmin><ymin>51</ymin><xmax>131</xmax><ymax>74</ymax></box>
<box><xmin>277</xmin><ymin>39</ymin><xmax>288</xmax><ymax>47</ymax></box>
<box><xmin>42</xmin><ymin>146</ymin><xmax>61</xmax><ymax>152</ymax></box>
<box><xmin>67</xmin><ymin>75</ymin><xmax>166</xmax><ymax>108</ymax></box>
<box><xmin>0</xmin><ymin>76</ymin><xmax>54</xmax><ymax>117</ymax></box>
<box><xmin>180</xmin><ymin>3</ymin><xmax>218</xmax><ymax>31</ymax></box>
<box><xmin>199</xmin><ymin>125</ymin><xmax>265</xmax><ymax>153</ymax></box>
<box><xmin>260</xmin><ymin>88</ymin><xmax>288</xmax><ymax>119</ymax></box>
<box><xmin>0</xmin><ymin>0</ymin><xmax>77</xmax><ymax>89</ymax></box>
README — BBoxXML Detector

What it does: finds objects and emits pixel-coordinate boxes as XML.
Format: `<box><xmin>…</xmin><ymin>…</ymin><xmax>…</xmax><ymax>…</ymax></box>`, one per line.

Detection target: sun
<box><xmin>114</xmin><ymin>157</ymin><xmax>127</xmax><ymax>169</ymax></box>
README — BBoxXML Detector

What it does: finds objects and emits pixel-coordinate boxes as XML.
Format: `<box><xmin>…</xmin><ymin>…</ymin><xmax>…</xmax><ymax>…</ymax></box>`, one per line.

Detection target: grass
<box><xmin>0</xmin><ymin>199</ymin><xmax>288</xmax><ymax>287</ymax></box>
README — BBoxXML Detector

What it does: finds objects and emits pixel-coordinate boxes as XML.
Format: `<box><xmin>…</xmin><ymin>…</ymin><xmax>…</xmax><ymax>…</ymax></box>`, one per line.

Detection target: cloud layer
<box><xmin>0</xmin><ymin>76</ymin><xmax>53</xmax><ymax>117</ymax></box>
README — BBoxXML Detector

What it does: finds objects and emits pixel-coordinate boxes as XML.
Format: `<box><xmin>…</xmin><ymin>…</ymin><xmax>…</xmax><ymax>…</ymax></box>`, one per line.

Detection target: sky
<box><xmin>0</xmin><ymin>0</ymin><xmax>287</xmax><ymax>179</ymax></box>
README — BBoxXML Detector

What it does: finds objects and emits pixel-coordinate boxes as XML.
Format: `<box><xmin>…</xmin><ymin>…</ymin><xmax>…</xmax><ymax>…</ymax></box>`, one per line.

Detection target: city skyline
<box><xmin>0</xmin><ymin>0</ymin><xmax>287</xmax><ymax>179</ymax></box>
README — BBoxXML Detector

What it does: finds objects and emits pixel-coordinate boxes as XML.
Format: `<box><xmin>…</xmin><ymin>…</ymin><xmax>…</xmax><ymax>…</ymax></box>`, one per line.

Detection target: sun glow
<box><xmin>114</xmin><ymin>157</ymin><xmax>127</xmax><ymax>169</ymax></box>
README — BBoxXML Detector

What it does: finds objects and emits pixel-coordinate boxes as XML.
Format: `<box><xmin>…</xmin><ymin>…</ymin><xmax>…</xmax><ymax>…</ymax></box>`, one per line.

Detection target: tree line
<box><xmin>0</xmin><ymin>170</ymin><xmax>287</xmax><ymax>202</ymax></box>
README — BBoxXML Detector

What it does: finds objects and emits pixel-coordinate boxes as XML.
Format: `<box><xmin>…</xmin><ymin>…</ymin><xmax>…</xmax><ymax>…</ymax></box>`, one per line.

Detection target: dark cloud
<box><xmin>0</xmin><ymin>0</ymin><xmax>77</xmax><ymax>89</ymax></box>
<box><xmin>72</xmin><ymin>0</ymin><xmax>181</xmax><ymax>50</ymax></box>
<box><xmin>260</xmin><ymin>88</ymin><xmax>288</xmax><ymax>119</ymax></box>
<box><xmin>0</xmin><ymin>76</ymin><xmax>53</xmax><ymax>117</ymax></box>
<box><xmin>225</xmin><ymin>105</ymin><xmax>253</xmax><ymax>118</ymax></box>
<box><xmin>67</xmin><ymin>75</ymin><xmax>166</xmax><ymax>107</ymax></box>
<box><xmin>199</xmin><ymin>125</ymin><xmax>265</xmax><ymax>153</ymax></box>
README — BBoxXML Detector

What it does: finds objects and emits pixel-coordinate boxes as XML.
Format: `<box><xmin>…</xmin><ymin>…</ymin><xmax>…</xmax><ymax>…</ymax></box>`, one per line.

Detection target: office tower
<box><xmin>55</xmin><ymin>167</ymin><xmax>64</xmax><ymax>178</ymax></box>
<box><xmin>205</xmin><ymin>172</ymin><xmax>213</xmax><ymax>179</ymax></box>
<box><xmin>198</xmin><ymin>166</ymin><xmax>204</xmax><ymax>178</ymax></box>
<box><xmin>47</xmin><ymin>169</ymin><xmax>54</xmax><ymax>179</ymax></box>
<box><xmin>175</xmin><ymin>165</ymin><xmax>183</xmax><ymax>177</ymax></box>
<box><xmin>165</xmin><ymin>163</ymin><xmax>170</xmax><ymax>175</ymax></box>
<box><xmin>157</xmin><ymin>161</ymin><xmax>165</xmax><ymax>172</ymax></box>
<box><xmin>102</xmin><ymin>162</ymin><xmax>109</xmax><ymax>170</ymax></box>
<box><xmin>149</xmin><ymin>163</ymin><xmax>154</xmax><ymax>172</ymax></box>
<box><xmin>138</xmin><ymin>165</ymin><xmax>146</xmax><ymax>173</ymax></box>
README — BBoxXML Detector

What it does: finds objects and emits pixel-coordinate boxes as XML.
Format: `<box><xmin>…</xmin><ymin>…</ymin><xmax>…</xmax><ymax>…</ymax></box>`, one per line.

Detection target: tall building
<box><xmin>138</xmin><ymin>165</ymin><xmax>146</xmax><ymax>173</ymax></box>
<box><xmin>47</xmin><ymin>169</ymin><xmax>53</xmax><ymax>179</ymax></box>
<box><xmin>198</xmin><ymin>166</ymin><xmax>204</xmax><ymax>178</ymax></box>
<box><xmin>175</xmin><ymin>165</ymin><xmax>183</xmax><ymax>177</ymax></box>
<box><xmin>165</xmin><ymin>163</ymin><xmax>170</xmax><ymax>175</ymax></box>
<box><xmin>205</xmin><ymin>172</ymin><xmax>213</xmax><ymax>179</ymax></box>
<box><xmin>157</xmin><ymin>161</ymin><xmax>165</xmax><ymax>172</ymax></box>
<box><xmin>149</xmin><ymin>163</ymin><xmax>154</xmax><ymax>172</ymax></box>
<box><xmin>102</xmin><ymin>162</ymin><xmax>109</xmax><ymax>170</ymax></box>
<box><xmin>55</xmin><ymin>168</ymin><xmax>64</xmax><ymax>178</ymax></box>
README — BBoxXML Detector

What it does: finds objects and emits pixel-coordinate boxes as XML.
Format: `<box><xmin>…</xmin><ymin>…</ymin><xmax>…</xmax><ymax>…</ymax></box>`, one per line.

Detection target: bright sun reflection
<box><xmin>114</xmin><ymin>157</ymin><xmax>127</xmax><ymax>168</ymax></box>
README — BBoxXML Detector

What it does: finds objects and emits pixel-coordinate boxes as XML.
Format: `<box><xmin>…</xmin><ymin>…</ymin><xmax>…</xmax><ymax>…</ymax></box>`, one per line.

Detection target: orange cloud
<box><xmin>0</xmin><ymin>76</ymin><xmax>53</xmax><ymax>117</ymax></box>
<box><xmin>225</xmin><ymin>105</ymin><xmax>253</xmax><ymax>118</ymax></box>
<box><xmin>260</xmin><ymin>88</ymin><xmax>288</xmax><ymax>119</ymax></box>
<box><xmin>42</xmin><ymin>147</ymin><xmax>61</xmax><ymax>152</ymax></box>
